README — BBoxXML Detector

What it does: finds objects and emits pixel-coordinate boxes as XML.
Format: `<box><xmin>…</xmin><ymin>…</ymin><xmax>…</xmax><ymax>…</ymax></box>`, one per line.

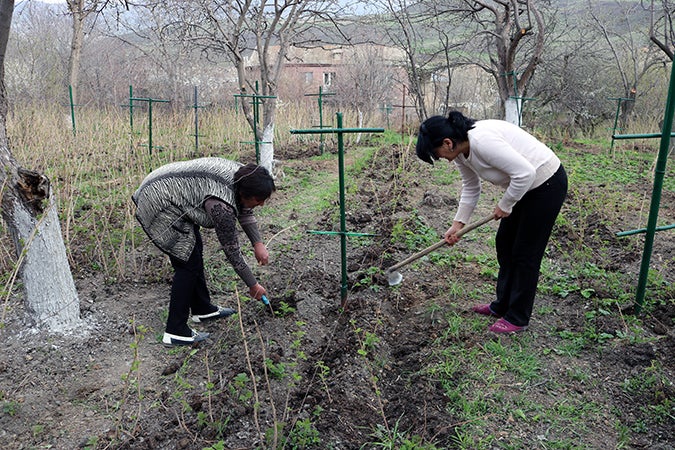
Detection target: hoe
<box><xmin>386</xmin><ymin>214</ymin><xmax>495</xmax><ymax>286</ymax></box>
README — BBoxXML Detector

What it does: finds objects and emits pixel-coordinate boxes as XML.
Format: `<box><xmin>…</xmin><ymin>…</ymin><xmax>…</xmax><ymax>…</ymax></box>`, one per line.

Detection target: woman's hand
<box><xmin>443</xmin><ymin>221</ymin><xmax>465</xmax><ymax>245</ymax></box>
<box><xmin>249</xmin><ymin>283</ymin><xmax>267</xmax><ymax>301</ymax></box>
<box><xmin>494</xmin><ymin>206</ymin><xmax>510</xmax><ymax>219</ymax></box>
<box><xmin>253</xmin><ymin>242</ymin><xmax>269</xmax><ymax>265</ymax></box>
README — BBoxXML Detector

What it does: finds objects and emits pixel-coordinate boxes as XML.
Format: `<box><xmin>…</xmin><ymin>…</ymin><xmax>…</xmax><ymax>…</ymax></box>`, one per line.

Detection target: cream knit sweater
<box><xmin>453</xmin><ymin>120</ymin><xmax>561</xmax><ymax>224</ymax></box>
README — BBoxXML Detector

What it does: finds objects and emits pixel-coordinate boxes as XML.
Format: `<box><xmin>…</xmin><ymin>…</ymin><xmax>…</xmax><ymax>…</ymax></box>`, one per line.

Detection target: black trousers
<box><xmin>490</xmin><ymin>165</ymin><xmax>568</xmax><ymax>326</ymax></box>
<box><xmin>166</xmin><ymin>225</ymin><xmax>216</xmax><ymax>336</ymax></box>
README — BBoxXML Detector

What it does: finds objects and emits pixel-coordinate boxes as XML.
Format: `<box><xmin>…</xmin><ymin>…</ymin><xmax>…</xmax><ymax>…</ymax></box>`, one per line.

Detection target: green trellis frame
<box><xmin>290</xmin><ymin>112</ymin><xmax>384</xmax><ymax>307</ymax></box>
<box><xmin>129</xmin><ymin>96</ymin><xmax>171</xmax><ymax>155</ymax></box>
<box><xmin>191</xmin><ymin>86</ymin><xmax>208</xmax><ymax>153</ymax></box>
<box><xmin>608</xmin><ymin>96</ymin><xmax>635</xmax><ymax>152</ymax></box>
<box><xmin>613</xmin><ymin>61</ymin><xmax>675</xmax><ymax>313</ymax></box>
<box><xmin>503</xmin><ymin>70</ymin><xmax>535</xmax><ymax>127</ymax></box>
<box><xmin>304</xmin><ymin>86</ymin><xmax>335</xmax><ymax>154</ymax></box>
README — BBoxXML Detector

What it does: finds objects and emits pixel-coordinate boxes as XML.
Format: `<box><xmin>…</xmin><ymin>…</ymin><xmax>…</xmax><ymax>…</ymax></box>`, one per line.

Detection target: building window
<box><xmin>323</xmin><ymin>72</ymin><xmax>336</xmax><ymax>86</ymax></box>
<box><xmin>304</xmin><ymin>72</ymin><xmax>313</xmax><ymax>84</ymax></box>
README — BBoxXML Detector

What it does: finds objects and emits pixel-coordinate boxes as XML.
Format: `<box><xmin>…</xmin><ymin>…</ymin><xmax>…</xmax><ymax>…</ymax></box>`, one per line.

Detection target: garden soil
<box><xmin>0</xmin><ymin>142</ymin><xmax>673</xmax><ymax>449</ymax></box>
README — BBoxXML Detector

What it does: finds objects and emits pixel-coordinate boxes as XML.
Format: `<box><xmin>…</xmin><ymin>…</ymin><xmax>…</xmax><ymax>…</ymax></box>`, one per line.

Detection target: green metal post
<box><xmin>194</xmin><ymin>86</ymin><xmax>199</xmax><ymax>151</ymax></box>
<box><xmin>289</xmin><ymin>116</ymin><xmax>384</xmax><ymax>307</ymax></box>
<box><xmin>254</xmin><ymin>82</ymin><xmax>260</xmax><ymax>163</ymax></box>
<box><xmin>303</xmin><ymin>85</ymin><xmax>335</xmax><ymax>154</ymax></box>
<box><xmin>633</xmin><ymin>61</ymin><xmax>675</xmax><ymax>313</ymax></box>
<box><xmin>129</xmin><ymin>85</ymin><xmax>134</xmax><ymax>134</ymax></box>
<box><xmin>508</xmin><ymin>71</ymin><xmax>521</xmax><ymax>125</ymax></box>
<box><xmin>254</xmin><ymin>103</ymin><xmax>261</xmax><ymax>162</ymax></box>
<box><xmin>233</xmin><ymin>87</ymin><xmax>276</xmax><ymax>164</ymax></box>
<box><xmin>612</xmin><ymin>132</ymin><xmax>675</xmax><ymax>140</ymax></box>
<box><xmin>336</xmin><ymin>113</ymin><xmax>348</xmax><ymax>303</ymax></box>
<box><xmin>318</xmin><ymin>86</ymin><xmax>326</xmax><ymax>153</ymax></box>
<box><xmin>616</xmin><ymin>223</ymin><xmax>675</xmax><ymax>237</ymax></box>
<box><xmin>400</xmin><ymin>85</ymin><xmax>406</xmax><ymax>134</ymax></box>
<box><xmin>130</xmin><ymin>96</ymin><xmax>170</xmax><ymax>154</ymax></box>
<box><xmin>380</xmin><ymin>104</ymin><xmax>392</xmax><ymax>129</ymax></box>
<box><xmin>69</xmin><ymin>85</ymin><xmax>76</xmax><ymax>136</ymax></box>
<box><xmin>192</xmin><ymin>86</ymin><xmax>205</xmax><ymax>153</ymax></box>
<box><xmin>391</xmin><ymin>85</ymin><xmax>414</xmax><ymax>140</ymax></box>
<box><xmin>148</xmin><ymin>99</ymin><xmax>153</xmax><ymax>155</ymax></box>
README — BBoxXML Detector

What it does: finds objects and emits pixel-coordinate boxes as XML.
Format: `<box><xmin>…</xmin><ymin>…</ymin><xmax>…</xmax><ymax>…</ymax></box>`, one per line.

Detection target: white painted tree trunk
<box><xmin>260</xmin><ymin>123</ymin><xmax>275</xmax><ymax>175</ymax></box>
<box><xmin>355</xmin><ymin>109</ymin><xmax>363</xmax><ymax>145</ymax></box>
<box><xmin>0</xmin><ymin>0</ymin><xmax>80</xmax><ymax>334</ymax></box>
<box><xmin>13</xmin><ymin>196</ymin><xmax>81</xmax><ymax>332</ymax></box>
<box><xmin>504</xmin><ymin>97</ymin><xmax>523</xmax><ymax>126</ymax></box>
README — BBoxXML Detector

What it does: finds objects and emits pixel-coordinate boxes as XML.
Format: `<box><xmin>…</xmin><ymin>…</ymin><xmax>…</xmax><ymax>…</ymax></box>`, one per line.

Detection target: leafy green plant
<box><xmin>284</xmin><ymin>416</ymin><xmax>322</xmax><ymax>449</ymax></box>
<box><xmin>265</xmin><ymin>358</ymin><xmax>289</xmax><ymax>380</ymax></box>
<box><xmin>82</xmin><ymin>436</ymin><xmax>99</xmax><ymax>450</ymax></box>
<box><xmin>229</xmin><ymin>372</ymin><xmax>253</xmax><ymax>403</ymax></box>
<box><xmin>1</xmin><ymin>400</ymin><xmax>18</xmax><ymax>417</ymax></box>
<box><xmin>353</xmin><ymin>266</ymin><xmax>384</xmax><ymax>292</ymax></box>
<box><xmin>274</xmin><ymin>300</ymin><xmax>297</xmax><ymax>317</ymax></box>
<box><xmin>30</xmin><ymin>424</ymin><xmax>45</xmax><ymax>438</ymax></box>
<box><xmin>363</xmin><ymin>419</ymin><xmax>441</xmax><ymax>450</ymax></box>
<box><xmin>202</xmin><ymin>441</ymin><xmax>226</xmax><ymax>450</ymax></box>
<box><xmin>390</xmin><ymin>210</ymin><xmax>438</xmax><ymax>251</ymax></box>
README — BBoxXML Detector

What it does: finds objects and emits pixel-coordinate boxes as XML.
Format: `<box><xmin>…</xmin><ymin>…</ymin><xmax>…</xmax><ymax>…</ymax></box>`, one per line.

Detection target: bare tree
<box><xmin>103</xmin><ymin>0</ymin><xmax>198</xmax><ymax>110</ymax></box>
<box><xmin>526</xmin><ymin>6</ymin><xmax>612</xmax><ymax>135</ymax></box>
<box><xmin>589</xmin><ymin>0</ymin><xmax>666</xmax><ymax>126</ymax></box>
<box><xmin>65</xmin><ymin>0</ymin><xmax>103</xmax><ymax>105</ymax></box>
<box><xmin>451</xmin><ymin>0</ymin><xmax>546</xmax><ymax>124</ymax></box>
<box><xmin>174</xmin><ymin>0</ymin><xmax>342</xmax><ymax>173</ymax></box>
<box><xmin>333</xmin><ymin>44</ymin><xmax>403</xmax><ymax>124</ymax></box>
<box><xmin>0</xmin><ymin>0</ymin><xmax>81</xmax><ymax>332</ymax></box>
<box><xmin>370</xmin><ymin>0</ymin><xmax>433</xmax><ymax>121</ymax></box>
<box><xmin>5</xmin><ymin>2</ymin><xmax>71</xmax><ymax>104</ymax></box>
<box><xmin>646</xmin><ymin>0</ymin><xmax>675</xmax><ymax>60</ymax></box>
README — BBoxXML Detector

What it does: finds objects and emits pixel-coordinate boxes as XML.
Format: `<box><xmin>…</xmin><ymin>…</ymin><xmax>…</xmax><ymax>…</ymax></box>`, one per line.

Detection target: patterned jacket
<box><xmin>132</xmin><ymin>157</ymin><xmax>241</xmax><ymax>261</ymax></box>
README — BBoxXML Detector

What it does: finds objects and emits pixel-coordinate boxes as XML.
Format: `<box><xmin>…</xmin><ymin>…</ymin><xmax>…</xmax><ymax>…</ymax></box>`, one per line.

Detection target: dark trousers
<box><xmin>490</xmin><ymin>165</ymin><xmax>568</xmax><ymax>326</ymax></box>
<box><xmin>166</xmin><ymin>225</ymin><xmax>215</xmax><ymax>336</ymax></box>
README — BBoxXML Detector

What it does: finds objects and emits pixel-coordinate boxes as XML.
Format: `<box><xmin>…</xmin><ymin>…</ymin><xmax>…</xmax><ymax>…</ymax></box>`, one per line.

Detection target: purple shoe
<box><xmin>472</xmin><ymin>304</ymin><xmax>501</xmax><ymax>317</ymax></box>
<box><xmin>488</xmin><ymin>318</ymin><xmax>528</xmax><ymax>334</ymax></box>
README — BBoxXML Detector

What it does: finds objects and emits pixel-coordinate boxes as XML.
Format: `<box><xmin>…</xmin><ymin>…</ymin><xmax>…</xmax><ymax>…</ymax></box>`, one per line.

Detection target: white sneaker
<box><xmin>162</xmin><ymin>329</ymin><xmax>210</xmax><ymax>347</ymax></box>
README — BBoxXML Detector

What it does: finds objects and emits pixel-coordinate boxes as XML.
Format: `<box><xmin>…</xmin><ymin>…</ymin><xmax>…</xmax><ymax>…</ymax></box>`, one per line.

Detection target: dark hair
<box><xmin>415</xmin><ymin>111</ymin><xmax>476</xmax><ymax>164</ymax></box>
<box><xmin>234</xmin><ymin>163</ymin><xmax>276</xmax><ymax>200</ymax></box>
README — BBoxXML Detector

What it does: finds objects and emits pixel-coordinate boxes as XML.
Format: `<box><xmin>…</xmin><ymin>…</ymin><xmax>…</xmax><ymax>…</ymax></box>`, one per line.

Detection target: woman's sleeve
<box><xmin>454</xmin><ymin>161</ymin><xmax>481</xmax><ymax>224</ymax></box>
<box><xmin>204</xmin><ymin>198</ymin><xmax>258</xmax><ymax>287</ymax></box>
<box><xmin>237</xmin><ymin>207</ymin><xmax>263</xmax><ymax>246</ymax></box>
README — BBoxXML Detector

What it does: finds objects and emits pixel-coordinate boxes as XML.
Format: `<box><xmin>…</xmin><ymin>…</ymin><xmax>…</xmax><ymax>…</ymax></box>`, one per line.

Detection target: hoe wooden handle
<box><xmin>386</xmin><ymin>214</ymin><xmax>495</xmax><ymax>273</ymax></box>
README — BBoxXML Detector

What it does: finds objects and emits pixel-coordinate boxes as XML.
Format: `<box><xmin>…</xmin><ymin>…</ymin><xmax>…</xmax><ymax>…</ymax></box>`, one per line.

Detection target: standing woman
<box><xmin>416</xmin><ymin>111</ymin><xmax>567</xmax><ymax>333</ymax></box>
<box><xmin>133</xmin><ymin>158</ymin><xmax>275</xmax><ymax>346</ymax></box>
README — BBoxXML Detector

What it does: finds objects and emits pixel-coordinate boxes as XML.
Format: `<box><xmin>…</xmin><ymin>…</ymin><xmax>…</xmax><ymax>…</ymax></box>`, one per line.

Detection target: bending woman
<box><xmin>416</xmin><ymin>111</ymin><xmax>567</xmax><ymax>333</ymax></box>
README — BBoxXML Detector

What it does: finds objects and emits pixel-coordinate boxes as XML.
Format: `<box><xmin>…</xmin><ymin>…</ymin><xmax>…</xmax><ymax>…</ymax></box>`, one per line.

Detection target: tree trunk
<box><xmin>504</xmin><ymin>97</ymin><xmax>523</xmax><ymax>126</ymax></box>
<box><xmin>620</xmin><ymin>87</ymin><xmax>637</xmax><ymax>126</ymax></box>
<box><xmin>9</xmin><ymin>186</ymin><xmax>81</xmax><ymax>331</ymax></box>
<box><xmin>260</xmin><ymin>123</ymin><xmax>275</xmax><ymax>174</ymax></box>
<box><xmin>0</xmin><ymin>0</ymin><xmax>81</xmax><ymax>332</ymax></box>
<box><xmin>67</xmin><ymin>0</ymin><xmax>86</xmax><ymax>106</ymax></box>
<box><xmin>0</xmin><ymin>163</ymin><xmax>82</xmax><ymax>333</ymax></box>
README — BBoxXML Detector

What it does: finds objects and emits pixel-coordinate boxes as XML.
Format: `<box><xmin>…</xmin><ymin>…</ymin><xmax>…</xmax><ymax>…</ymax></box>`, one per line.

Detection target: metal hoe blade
<box><xmin>386</xmin><ymin>270</ymin><xmax>403</xmax><ymax>286</ymax></box>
